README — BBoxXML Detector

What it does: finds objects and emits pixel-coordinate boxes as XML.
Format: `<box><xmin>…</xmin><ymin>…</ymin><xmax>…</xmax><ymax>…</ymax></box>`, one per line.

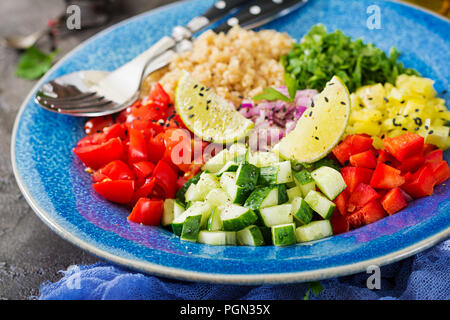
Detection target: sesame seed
<box><xmin>324</xmin><ymin>97</ymin><xmax>329</xmax><ymax>102</ymax></box>
<box><xmin>188</xmin><ymin>106</ymin><xmax>194</xmax><ymax>110</ymax></box>
<box><xmin>340</xmin><ymin>101</ymin><xmax>346</xmax><ymax>105</ymax></box>
<box><xmin>413</xmin><ymin>117</ymin><xmax>422</xmax><ymax>126</ymax></box>
<box><xmin>199</xmin><ymin>93</ymin><xmax>204</xmax><ymax>97</ymax></box>
<box><xmin>429</xmin><ymin>130</ymin><xmax>434</xmax><ymax>134</ymax></box>
<box><xmin>188</xmin><ymin>114</ymin><xmax>194</xmax><ymax>119</ymax></box>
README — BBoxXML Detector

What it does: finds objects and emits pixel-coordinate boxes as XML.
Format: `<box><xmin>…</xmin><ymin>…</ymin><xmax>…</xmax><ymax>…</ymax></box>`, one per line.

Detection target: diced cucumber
<box><xmin>176</xmin><ymin>172</ymin><xmax>201</xmax><ymax>203</ymax></box>
<box><xmin>220</xmin><ymin>204</ymin><xmax>258</xmax><ymax>231</ymax></box>
<box><xmin>215</xmin><ymin>161</ymin><xmax>239</xmax><ymax>177</ymax></box>
<box><xmin>248</xmin><ymin>151</ymin><xmax>280</xmax><ymax>167</ymax></box>
<box><xmin>311</xmin><ymin>166</ymin><xmax>346</xmax><ymax>200</ymax></box>
<box><xmin>259</xmin><ymin>226</ymin><xmax>273</xmax><ymax>245</ymax></box>
<box><xmin>161</xmin><ymin>199</ymin><xmax>185</xmax><ymax>226</ymax></box>
<box><xmin>271</xmin><ymin>223</ymin><xmax>297</xmax><ymax>246</ymax></box>
<box><xmin>184</xmin><ymin>184</ymin><xmax>202</xmax><ymax>202</ymax></box>
<box><xmin>258</xmin><ymin>161</ymin><xmax>293</xmax><ymax>185</ymax></box>
<box><xmin>295</xmin><ymin>220</ymin><xmax>333</xmax><ymax>242</ymax></box>
<box><xmin>204</xmin><ymin>188</ymin><xmax>231</xmax><ymax>207</ymax></box>
<box><xmin>287</xmin><ymin>186</ymin><xmax>302</xmax><ymax>202</ymax></box>
<box><xmin>181</xmin><ymin>214</ymin><xmax>202</xmax><ymax>242</ymax></box>
<box><xmin>259</xmin><ymin>203</ymin><xmax>293</xmax><ymax>227</ymax></box>
<box><xmin>286</xmin><ymin>181</ymin><xmax>297</xmax><ymax>189</ymax></box>
<box><xmin>225</xmin><ymin>231</ymin><xmax>237</xmax><ymax>245</ymax></box>
<box><xmin>293</xmin><ymin>170</ymin><xmax>316</xmax><ymax>197</ymax></box>
<box><xmin>198</xmin><ymin>231</ymin><xmax>226</xmax><ymax>245</ymax></box>
<box><xmin>244</xmin><ymin>185</ymin><xmax>279</xmax><ymax>210</ymax></box>
<box><xmin>236</xmin><ymin>225</ymin><xmax>265</xmax><ymax>246</ymax></box>
<box><xmin>192</xmin><ymin>173</ymin><xmax>220</xmax><ymax>201</ymax></box>
<box><xmin>228</xmin><ymin>143</ymin><xmax>248</xmax><ymax>159</ymax></box>
<box><xmin>207</xmin><ymin>207</ymin><xmax>223</xmax><ymax>231</ymax></box>
<box><xmin>236</xmin><ymin>163</ymin><xmax>260</xmax><ymax>190</ymax></box>
<box><xmin>172</xmin><ymin>201</ymin><xmax>212</xmax><ymax>236</ymax></box>
<box><xmin>290</xmin><ymin>197</ymin><xmax>313</xmax><ymax>225</ymax></box>
<box><xmin>220</xmin><ymin>172</ymin><xmax>249</xmax><ymax>205</ymax></box>
<box><xmin>304</xmin><ymin>190</ymin><xmax>336</xmax><ymax>220</ymax></box>
<box><xmin>202</xmin><ymin>149</ymin><xmax>231</xmax><ymax>173</ymax></box>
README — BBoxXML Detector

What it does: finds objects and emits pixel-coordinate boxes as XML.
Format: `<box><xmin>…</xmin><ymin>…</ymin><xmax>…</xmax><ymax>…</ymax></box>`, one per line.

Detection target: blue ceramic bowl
<box><xmin>11</xmin><ymin>0</ymin><xmax>450</xmax><ymax>284</ymax></box>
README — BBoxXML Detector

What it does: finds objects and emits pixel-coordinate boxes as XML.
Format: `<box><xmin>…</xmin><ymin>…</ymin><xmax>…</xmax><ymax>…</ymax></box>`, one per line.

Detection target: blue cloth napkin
<box><xmin>38</xmin><ymin>239</ymin><xmax>449</xmax><ymax>300</ymax></box>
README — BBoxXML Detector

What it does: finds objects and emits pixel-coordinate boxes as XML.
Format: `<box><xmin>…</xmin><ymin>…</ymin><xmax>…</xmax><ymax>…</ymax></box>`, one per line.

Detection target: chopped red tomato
<box><xmin>128</xmin><ymin>128</ymin><xmax>148</xmax><ymax>164</ymax></box>
<box><xmin>402</xmin><ymin>165</ymin><xmax>435</xmax><ymax>198</ymax></box>
<box><xmin>383</xmin><ymin>132</ymin><xmax>424</xmax><ymax>162</ymax></box>
<box><xmin>370</xmin><ymin>163</ymin><xmax>405</xmax><ymax>189</ymax></box>
<box><xmin>347</xmin><ymin>183</ymin><xmax>380</xmax><ymax>212</ymax></box>
<box><xmin>381</xmin><ymin>187</ymin><xmax>407</xmax><ymax>215</ymax></box>
<box><xmin>73</xmin><ymin>137</ymin><xmax>124</xmax><ymax>169</ymax></box>
<box><xmin>84</xmin><ymin>115</ymin><xmax>113</xmax><ymax>135</ymax></box>
<box><xmin>146</xmin><ymin>83</ymin><xmax>170</xmax><ymax>108</ymax></box>
<box><xmin>152</xmin><ymin>160</ymin><xmax>178</xmax><ymax>199</ymax></box>
<box><xmin>128</xmin><ymin>198</ymin><xmax>164</xmax><ymax>226</ymax></box>
<box><xmin>340</xmin><ymin>166</ymin><xmax>373</xmax><ymax>193</ymax></box>
<box><xmin>93</xmin><ymin>179</ymin><xmax>135</xmax><ymax>204</ymax></box>
<box><xmin>132</xmin><ymin>161</ymin><xmax>155</xmax><ymax>180</ymax></box>
<box><xmin>147</xmin><ymin>132</ymin><xmax>166</xmax><ymax>164</ymax></box>
<box><xmin>130</xmin><ymin>177</ymin><xmax>157</xmax><ymax>206</ymax></box>
<box><xmin>92</xmin><ymin>160</ymin><xmax>135</xmax><ymax>182</ymax></box>
<box><xmin>423</xmin><ymin>143</ymin><xmax>437</xmax><ymax>155</ymax></box>
<box><xmin>349</xmin><ymin>150</ymin><xmax>377</xmax><ymax>169</ymax></box>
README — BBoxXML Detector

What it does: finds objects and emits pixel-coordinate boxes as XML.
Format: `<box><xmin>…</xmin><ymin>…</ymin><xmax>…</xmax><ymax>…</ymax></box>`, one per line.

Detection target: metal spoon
<box><xmin>2</xmin><ymin>29</ymin><xmax>49</xmax><ymax>50</ymax></box>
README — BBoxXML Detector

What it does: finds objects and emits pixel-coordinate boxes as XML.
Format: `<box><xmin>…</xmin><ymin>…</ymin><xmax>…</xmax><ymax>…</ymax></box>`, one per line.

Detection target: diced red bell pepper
<box><xmin>348</xmin><ymin>183</ymin><xmax>380</xmax><ymax>212</ymax></box>
<box><xmin>347</xmin><ymin>200</ymin><xmax>387</xmax><ymax>228</ymax></box>
<box><xmin>163</xmin><ymin>128</ymin><xmax>193</xmax><ymax>170</ymax></box>
<box><xmin>129</xmin><ymin>119</ymin><xmax>164</xmax><ymax>140</ymax></box>
<box><xmin>396</xmin><ymin>154</ymin><xmax>425</xmax><ymax>173</ymax></box>
<box><xmin>73</xmin><ymin>137</ymin><xmax>124</xmax><ymax>170</ymax></box>
<box><xmin>93</xmin><ymin>179</ymin><xmax>135</xmax><ymax>204</ymax></box>
<box><xmin>128</xmin><ymin>198</ymin><xmax>164</xmax><ymax>226</ymax></box>
<box><xmin>340</xmin><ymin>166</ymin><xmax>374</xmax><ymax>193</ymax></box>
<box><xmin>132</xmin><ymin>102</ymin><xmax>168</xmax><ymax>124</ymax></box>
<box><xmin>102</xmin><ymin>123</ymin><xmax>127</xmax><ymax>141</ymax></box>
<box><xmin>349</xmin><ymin>150</ymin><xmax>377</xmax><ymax>169</ymax></box>
<box><xmin>147</xmin><ymin>132</ymin><xmax>166</xmax><ymax>164</ymax></box>
<box><xmin>380</xmin><ymin>187</ymin><xmax>407</xmax><ymax>215</ymax></box>
<box><xmin>429</xmin><ymin>160</ymin><xmax>450</xmax><ymax>185</ymax></box>
<box><xmin>132</xmin><ymin>161</ymin><xmax>155</xmax><ymax>180</ymax></box>
<box><xmin>128</xmin><ymin>128</ymin><xmax>148</xmax><ymax>164</ymax></box>
<box><xmin>423</xmin><ymin>143</ymin><xmax>437</xmax><ymax>155</ymax></box>
<box><xmin>330</xmin><ymin>210</ymin><xmax>350</xmax><ymax>235</ymax></box>
<box><xmin>332</xmin><ymin>134</ymin><xmax>373</xmax><ymax>165</ymax></box>
<box><xmin>92</xmin><ymin>160</ymin><xmax>135</xmax><ymax>182</ymax></box>
<box><xmin>370</xmin><ymin>163</ymin><xmax>405</xmax><ymax>189</ymax></box>
<box><xmin>402</xmin><ymin>165</ymin><xmax>435</xmax><ymax>198</ymax></box>
<box><xmin>334</xmin><ymin>189</ymin><xmax>349</xmax><ymax>216</ymax></box>
<box><xmin>115</xmin><ymin>100</ymin><xmax>142</xmax><ymax>124</ymax></box>
<box><xmin>152</xmin><ymin>160</ymin><xmax>178</xmax><ymax>199</ymax></box>
<box><xmin>398</xmin><ymin>188</ymin><xmax>414</xmax><ymax>202</ymax></box>
<box><xmin>424</xmin><ymin>149</ymin><xmax>443</xmax><ymax>165</ymax></box>
<box><xmin>383</xmin><ymin>132</ymin><xmax>424</xmax><ymax>162</ymax></box>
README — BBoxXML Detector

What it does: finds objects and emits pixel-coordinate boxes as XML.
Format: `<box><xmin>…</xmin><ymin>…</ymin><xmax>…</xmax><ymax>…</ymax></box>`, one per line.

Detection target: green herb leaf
<box><xmin>252</xmin><ymin>87</ymin><xmax>291</xmax><ymax>102</ymax></box>
<box><xmin>15</xmin><ymin>46</ymin><xmax>58</xmax><ymax>80</ymax></box>
<box><xmin>281</xmin><ymin>24</ymin><xmax>419</xmax><ymax>93</ymax></box>
<box><xmin>284</xmin><ymin>72</ymin><xmax>298</xmax><ymax>101</ymax></box>
<box><xmin>303</xmin><ymin>281</ymin><xmax>324</xmax><ymax>300</ymax></box>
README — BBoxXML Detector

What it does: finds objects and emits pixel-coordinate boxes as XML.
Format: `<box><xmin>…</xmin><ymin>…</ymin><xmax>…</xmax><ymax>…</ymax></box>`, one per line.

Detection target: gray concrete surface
<box><xmin>0</xmin><ymin>0</ymin><xmax>176</xmax><ymax>300</ymax></box>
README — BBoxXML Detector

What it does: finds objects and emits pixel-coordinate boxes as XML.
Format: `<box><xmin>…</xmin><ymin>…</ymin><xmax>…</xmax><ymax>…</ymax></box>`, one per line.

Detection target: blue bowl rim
<box><xmin>10</xmin><ymin>0</ymin><xmax>450</xmax><ymax>284</ymax></box>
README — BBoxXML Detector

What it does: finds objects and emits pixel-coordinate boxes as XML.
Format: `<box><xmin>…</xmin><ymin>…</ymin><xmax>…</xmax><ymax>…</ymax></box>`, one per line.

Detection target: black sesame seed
<box><xmin>174</xmin><ymin>120</ymin><xmax>179</xmax><ymax>126</ymax></box>
<box><xmin>324</xmin><ymin>97</ymin><xmax>329</xmax><ymax>103</ymax></box>
<box><xmin>314</xmin><ymin>136</ymin><xmax>319</xmax><ymax>140</ymax></box>
<box><xmin>188</xmin><ymin>106</ymin><xmax>194</xmax><ymax>110</ymax></box>
<box><xmin>194</xmin><ymin>84</ymin><xmax>198</xmax><ymax>89</ymax></box>
<box><xmin>206</xmin><ymin>106</ymin><xmax>209</xmax><ymax>111</ymax></box>
<box><xmin>199</xmin><ymin>93</ymin><xmax>204</xmax><ymax>97</ymax></box>
<box><xmin>340</xmin><ymin>101</ymin><xmax>346</xmax><ymax>105</ymax></box>
<box><xmin>381</xmin><ymin>134</ymin><xmax>385</xmax><ymax>139</ymax></box>
<box><xmin>413</xmin><ymin>117</ymin><xmax>422</xmax><ymax>126</ymax></box>
<box><xmin>368</xmin><ymin>97</ymin><xmax>373</xmax><ymax>100</ymax></box>
<box><xmin>415</xmin><ymin>109</ymin><xmax>419</xmax><ymax>112</ymax></box>
<box><xmin>401</xmin><ymin>100</ymin><xmax>406</xmax><ymax>104</ymax></box>
<box><xmin>425</xmin><ymin>125</ymin><xmax>429</xmax><ymax>130</ymax></box>
<box><xmin>188</xmin><ymin>114</ymin><xmax>194</xmax><ymax>119</ymax></box>
<box><xmin>385</xmin><ymin>161</ymin><xmax>392</xmax><ymax>166</ymax></box>
<box><xmin>309</xmin><ymin>111</ymin><xmax>313</xmax><ymax>117</ymax></box>
<box><xmin>393</xmin><ymin>118</ymin><xmax>402</xmax><ymax>127</ymax></box>
<box><xmin>404</xmin><ymin>115</ymin><xmax>409</xmax><ymax>118</ymax></box>
<box><xmin>384</xmin><ymin>97</ymin><xmax>389</xmax><ymax>103</ymax></box>
<box><xmin>429</xmin><ymin>130</ymin><xmax>434</xmax><ymax>134</ymax></box>
<box><xmin>359</xmin><ymin>103</ymin><xmax>364</xmax><ymax>108</ymax></box>
<box><xmin>207</xmin><ymin>100</ymin><xmax>211</xmax><ymax>104</ymax></box>
<box><xmin>311</xmin><ymin>100</ymin><xmax>315</xmax><ymax>107</ymax></box>
<box><xmin>200</xmin><ymin>87</ymin><xmax>205</xmax><ymax>91</ymax></box>
<box><xmin>155</xmin><ymin>107</ymin><xmax>160</xmax><ymax>111</ymax></box>
<box><xmin>402</xmin><ymin>128</ymin><xmax>407</xmax><ymax>131</ymax></box>
<box><xmin>415</xmin><ymin>127</ymin><xmax>419</xmax><ymax>131</ymax></box>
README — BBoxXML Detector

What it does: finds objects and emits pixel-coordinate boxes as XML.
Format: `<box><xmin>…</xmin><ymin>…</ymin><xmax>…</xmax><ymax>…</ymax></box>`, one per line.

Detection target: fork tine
<box><xmin>37</xmin><ymin>95</ymin><xmax>109</xmax><ymax>108</ymax></box>
<box><xmin>36</xmin><ymin>91</ymin><xmax>98</xmax><ymax>102</ymax></box>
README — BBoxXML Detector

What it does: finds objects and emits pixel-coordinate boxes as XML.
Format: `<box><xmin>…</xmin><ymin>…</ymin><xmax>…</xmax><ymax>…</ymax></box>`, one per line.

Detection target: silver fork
<box><xmin>35</xmin><ymin>0</ymin><xmax>308</xmax><ymax>117</ymax></box>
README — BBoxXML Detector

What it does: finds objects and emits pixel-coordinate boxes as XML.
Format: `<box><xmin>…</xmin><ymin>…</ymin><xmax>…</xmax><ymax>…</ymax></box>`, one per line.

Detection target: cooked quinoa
<box><xmin>140</xmin><ymin>26</ymin><xmax>294</xmax><ymax>107</ymax></box>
